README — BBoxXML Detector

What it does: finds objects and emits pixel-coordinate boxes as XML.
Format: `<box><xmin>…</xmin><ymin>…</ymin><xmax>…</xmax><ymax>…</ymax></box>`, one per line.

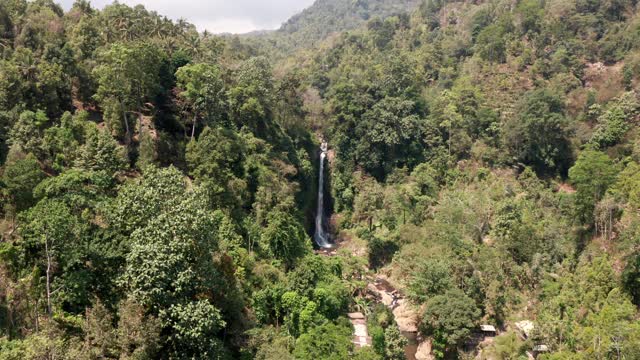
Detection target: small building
<box><xmin>480</xmin><ymin>324</ymin><xmax>497</xmax><ymax>335</ymax></box>
<box><xmin>533</xmin><ymin>344</ymin><xmax>549</xmax><ymax>357</ymax></box>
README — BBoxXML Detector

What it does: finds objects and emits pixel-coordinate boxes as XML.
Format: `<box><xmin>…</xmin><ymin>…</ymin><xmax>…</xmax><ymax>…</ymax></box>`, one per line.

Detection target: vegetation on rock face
<box><xmin>2</xmin><ymin>0</ymin><xmax>640</xmax><ymax>359</ymax></box>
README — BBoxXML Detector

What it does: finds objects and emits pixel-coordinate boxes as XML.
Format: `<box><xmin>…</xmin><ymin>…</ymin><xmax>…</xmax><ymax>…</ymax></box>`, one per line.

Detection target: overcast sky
<box><xmin>58</xmin><ymin>0</ymin><xmax>316</xmax><ymax>34</ymax></box>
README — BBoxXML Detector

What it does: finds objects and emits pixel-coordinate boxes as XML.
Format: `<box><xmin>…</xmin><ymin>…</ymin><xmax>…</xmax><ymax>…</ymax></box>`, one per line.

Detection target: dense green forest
<box><xmin>240</xmin><ymin>0</ymin><xmax>420</xmax><ymax>55</ymax></box>
<box><xmin>1</xmin><ymin>0</ymin><xmax>640</xmax><ymax>359</ymax></box>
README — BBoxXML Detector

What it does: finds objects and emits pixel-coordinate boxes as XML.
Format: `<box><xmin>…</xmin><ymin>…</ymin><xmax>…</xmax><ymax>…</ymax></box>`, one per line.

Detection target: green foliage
<box><xmin>2</xmin><ymin>152</ymin><xmax>45</xmax><ymax>212</ymax></box>
<box><xmin>516</xmin><ymin>0</ymin><xmax>545</xmax><ymax>34</ymax></box>
<box><xmin>476</xmin><ymin>18</ymin><xmax>513</xmax><ymax>63</ymax></box>
<box><xmin>354</xmin><ymin>346</ymin><xmax>383</xmax><ymax>360</ymax></box>
<box><xmin>74</xmin><ymin>125</ymin><xmax>127</xmax><ymax>176</ymax></box>
<box><xmin>105</xmin><ymin>165</ymin><xmax>186</xmax><ymax>236</ymax></box>
<box><xmin>176</xmin><ymin>62</ymin><xmax>226</xmax><ymax>138</ymax></box>
<box><xmin>122</xmin><ymin>191</ymin><xmax>220</xmax><ymax>308</ymax></box>
<box><xmin>293</xmin><ymin>322</ymin><xmax>353</xmax><ymax>360</ymax></box>
<box><xmin>406</xmin><ymin>257</ymin><xmax>453</xmax><ymax>302</ymax></box>
<box><xmin>93</xmin><ymin>42</ymin><xmax>164</xmax><ymax>139</ymax></box>
<box><xmin>590</xmin><ymin>92</ymin><xmax>640</xmax><ymax>148</ymax></box>
<box><xmin>484</xmin><ymin>331</ymin><xmax>527</xmax><ymax>360</ymax></box>
<box><xmin>504</xmin><ymin>89</ymin><xmax>572</xmax><ymax>175</ymax></box>
<box><xmin>8</xmin><ymin>110</ymin><xmax>50</xmax><ymax>158</ymax></box>
<box><xmin>538</xmin><ymin>256</ymin><xmax>640</xmax><ymax>357</ymax></box>
<box><xmin>420</xmin><ymin>288</ymin><xmax>481</xmax><ymax>355</ymax></box>
<box><xmin>164</xmin><ymin>300</ymin><xmax>226</xmax><ymax>358</ymax></box>
<box><xmin>260</xmin><ymin>211</ymin><xmax>311</xmax><ymax>267</ymax></box>
<box><xmin>384</xmin><ymin>325</ymin><xmax>408</xmax><ymax>360</ymax></box>
<box><xmin>622</xmin><ymin>251</ymin><xmax>640</xmax><ymax>305</ymax></box>
<box><xmin>121</xmin><ymin>183</ymin><xmax>234</xmax><ymax>357</ymax></box>
<box><xmin>228</xmin><ymin>56</ymin><xmax>274</xmax><ymax>136</ymax></box>
<box><xmin>186</xmin><ymin>126</ymin><xmax>246</xmax><ymax>210</ymax></box>
<box><xmin>355</xmin><ymin>97</ymin><xmax>424</xmax><ymax>179</ymax></box>
<box><xmin>569</xmin><ymin>150</ymin><xmax>618</xmax><ymax>224</ymax></box>
<box><xmin>4</xmin><ymin>1</ymin><xmax>640</xmax><ymax>359</ymax></box>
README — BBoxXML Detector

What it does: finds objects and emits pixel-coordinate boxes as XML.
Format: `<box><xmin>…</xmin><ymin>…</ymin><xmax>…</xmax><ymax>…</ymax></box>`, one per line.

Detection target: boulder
<box><xmin>392</xmin><ymin>299</ymin><xmax>419</xmax><ymax>333</ymax></box>
<box><xmin>415</xmin><ymin>339</ymin><xmax>434</xmax><ymax>360</ymax></box>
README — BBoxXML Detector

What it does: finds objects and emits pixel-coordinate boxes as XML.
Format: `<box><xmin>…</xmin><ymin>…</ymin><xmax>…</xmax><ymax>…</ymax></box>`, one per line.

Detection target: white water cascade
<box><xmin>314</xmin><ymin>141</ymin><xmax>332</xmax><ymax>248</ymax></box>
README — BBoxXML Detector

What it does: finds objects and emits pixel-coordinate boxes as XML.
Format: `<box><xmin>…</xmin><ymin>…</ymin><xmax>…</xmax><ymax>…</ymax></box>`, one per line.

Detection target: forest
<box><xmin>1</xmin><ymin>0</ymin><xmax>640</xmax><ymax>359</ymax></box>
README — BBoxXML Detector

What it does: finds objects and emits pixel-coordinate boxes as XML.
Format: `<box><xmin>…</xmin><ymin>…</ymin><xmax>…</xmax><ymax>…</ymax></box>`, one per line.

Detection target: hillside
<box><xmin>277</xmin><ymin>0</ymin><xmax>420</xmax><ymax>47</ymax></box>
<box><xmin>238</xmin><ymin>0</ymin><xmax>420</xmax><ymax>56</ymax></box>
<box><xmin>2</xmin><ymin>0</ymin><xmax>640</xmax><ymax>360</ymax></box>
<box><xmin>281</xmin><ymin>0</ymin><xmax>640</xmax><ymax>358</ymax></box>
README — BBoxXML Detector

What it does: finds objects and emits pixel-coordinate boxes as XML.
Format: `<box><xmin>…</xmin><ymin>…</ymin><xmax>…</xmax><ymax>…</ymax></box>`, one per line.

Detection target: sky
<box><xmin>58</xmin><ymin>0</ymin><xmax>316</xmax><ymax>34</ymax></box>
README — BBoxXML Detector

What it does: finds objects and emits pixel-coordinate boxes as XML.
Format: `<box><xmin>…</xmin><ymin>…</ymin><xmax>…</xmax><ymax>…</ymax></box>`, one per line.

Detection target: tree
<box><xmin>590</xmin><ymin>92</ymin><xmax>640</xmax><ymax>148</ymax></box>
<box><xmin>105</xmin><ymin>165</ymin><xmax>186</xmax><ymax>236</ymax></box>
<box><xmin>121</xmin><ymin>190</ymin><xmax>230</xmax><ymax>357</ymax></box>
<box><xmin>122</xmin><ymin>191</ymin><xmax>218</xmax><ymax>308</ymax></box>
<box><xmin>8</xmin><ymin>110</ymin><xmax>49</xmax><ymax>159</ymax></box>
<box><xmin>354</xmin><ymin>97</ymin><xmax>424</xmax><ymax>180</ymax></box>
<box><xmin>293</xmin><ymin>322</ymin><xmax>353</xmax><ymax>360</ymax></box>
<box><xmin>476</xmin><ymin>24</ymin><xmax>507</xmax><ymax>63</ymax></box>
<box><xmin>93</xmin><ymin>42</ymin><xmax>163</xmax><ymax>142</ymax></box>
<box><xmin>175</xmin><ymin>63</ymin><xmax>225</xmax><ymax>140</ymax></box>
<box><xmin>353</xmin><ymin>347</ymin><xmax>382</xmax><ymax>360</ymax></box>
<box><xmin>260</xmin><ymin>211</ymin><xmax>311</xmax><ymax>268</ymax></box>
<box><xmin>504</xmin><ymin>89</ymin><xmax>572</xmax><ymax>175</ymax></box>
<box><xmin>407</xmin><ymin>258</ymin><xmax>453</xmax><ymax>302</ymax></box>
<box><xmin>74</xmin><ymin>125</ymin><xmax>127</xmax><ymax>176</ymax></box>
<box><xmin>420</xmin><ymin>288</ymin><xmax>481</xmax><ymax>358</ymax></box>
<box><xmin>185</xmin><ymin>126</ymin><xmax>246</xmax><ymax>210</ymax></box>
<box><xmin>227</xmin><ymin>56</ymin><xmax>274</xmax><ymax>137</ymax></box>
<box><xmin>353</xmin><ymin>175</ymin><xmax>384</xmax><ymax>231</ymax></box>
<box><xmin>485</xmin><ymin>332</ymin><xmax>526</xmax><ymax>360</ymax></box>
<box><xmin>2</xmin><ymin>152</ymin><xmax>45</xmax><ymax>213</ymax></box>
<box><xmin>569</xmin><ymin>150</ymin><xmax>618</xmax><ymax>225</ymax></box>
<box><xmin>384</xmin><ymin>325</ymin><xmax>408</xmax><ymax>360</ymax></box>
<box><xmin>622</xmin><ymin>252</ymin><xmax>640</xmax><ymax>305</ymax></box>
<box><xmin>20</xmin><ymin>199</ymin><xmax>81</xmax><ymax>317</ymax></box>
<box><xmin>115</xmin><ymin>298</ymin><xmax>161</xmax><ymax>359</ymax></box>
<box><xmin>516</xmin><ymin>0</ymin><xmax>544</xmax><ymax>34</ymax></box>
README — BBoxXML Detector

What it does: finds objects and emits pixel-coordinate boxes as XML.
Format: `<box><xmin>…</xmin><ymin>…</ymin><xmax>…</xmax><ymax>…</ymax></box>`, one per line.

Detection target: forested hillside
<box><xmin>277</xmin><ymin>0</ymin><xmax>420</xmax><ymax>50</ymax></box>
<box><xmin>1</xmin><ymin>0</ymin><xmax>640</xmax><ymax>360</ymax></box>
<box><xmin>235</xmin><ymin>0</ymin><xmax>420</xmax><ymax>58</ymax></box>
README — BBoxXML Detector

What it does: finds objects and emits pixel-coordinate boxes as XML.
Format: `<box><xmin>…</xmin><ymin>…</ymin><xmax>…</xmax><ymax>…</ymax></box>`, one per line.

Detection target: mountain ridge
<box><xmin>239</xmin><ymin>0</ymin><xmax>420</xmax><ymax>55</ymax></box>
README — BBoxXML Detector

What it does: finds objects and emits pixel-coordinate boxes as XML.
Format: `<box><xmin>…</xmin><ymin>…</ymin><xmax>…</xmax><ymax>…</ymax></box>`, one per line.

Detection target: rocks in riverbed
<box><xmin>392</xmin><ymin>299</ymin><xmax>419</xmax><ymax>333</ymax></box>
<box><xmin>415</xmin><ymin>340</ymin><xmax>435</xmax><ymax>360</ymax></box>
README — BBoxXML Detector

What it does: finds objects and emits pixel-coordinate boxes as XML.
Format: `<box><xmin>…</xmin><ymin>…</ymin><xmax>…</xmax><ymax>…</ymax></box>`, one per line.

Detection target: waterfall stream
<box><xmin>314</xmin><ymin>141</ymin><xmax>332</xmax><ymax>248</ymax></box>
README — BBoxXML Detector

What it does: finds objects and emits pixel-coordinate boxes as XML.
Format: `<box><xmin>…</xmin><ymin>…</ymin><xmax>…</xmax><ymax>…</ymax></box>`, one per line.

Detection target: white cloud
<box><xmin>193</xmin><ymin>18</ymin><xmax>261</xmax><ymax>34</ymax></box>
<box><xmin>58</xmin><ymin>0</ymin><xmax>315</xmax><ymax>34</ymax></box>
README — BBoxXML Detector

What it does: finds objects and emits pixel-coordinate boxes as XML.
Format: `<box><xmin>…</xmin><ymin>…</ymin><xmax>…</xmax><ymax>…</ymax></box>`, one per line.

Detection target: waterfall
<box><xmin>314</xmin><ymin>141</ymin><xmax>332</xmax><ymax>248</ymax></box>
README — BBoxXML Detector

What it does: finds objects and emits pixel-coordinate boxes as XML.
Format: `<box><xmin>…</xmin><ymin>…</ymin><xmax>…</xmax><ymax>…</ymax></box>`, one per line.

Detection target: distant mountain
<box><xmin>280</xmin><ymin>0</ymin><xmax>419</xmax><ymax>44</ymax></box>
<box><xmin>240</xmin><ymin>0</ymin><xmax>420</xmax><ymax>55</ymax></box>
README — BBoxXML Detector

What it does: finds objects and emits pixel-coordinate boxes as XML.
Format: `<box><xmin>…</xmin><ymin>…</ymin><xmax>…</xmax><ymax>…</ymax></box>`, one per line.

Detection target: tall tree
<box><xmin>175</xmin><ymin>63</ymin><xmax>226</xmax><ymax>140</ymax></box>
<box><xmin>569</xmin><ymin>150</ymin><xmax>618</xmax><ymax>225</ymax></box>
<box><xmin>93</xmin><ymin>42</ymin><xmax>163</xmax><ymax>142</ymax></box>
<box><xmin>504</xmin><ymin>89</ymin><xmax>572</xmax><ymax>175</ymax></box>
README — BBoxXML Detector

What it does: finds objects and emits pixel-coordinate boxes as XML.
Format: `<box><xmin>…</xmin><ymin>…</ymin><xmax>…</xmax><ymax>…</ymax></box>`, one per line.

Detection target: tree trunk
<box><xmin>138</xmin><ymin>111</ymin><xmax>144</xmax><ymax>138</ymax></box>
<box><xmin>45</xmin><ymin>234</ymin><xmax>52</xmax><ymax>318</ymax></box>
<box><xmin>191</xmin><ymin>114</ymin><xmax>197</xmax><ymax>141</ymax></box>
<box><xmin>34</xmin><ymin>298</ymin><xmax>39</xmax><ymax>333</ymax></box>
<box><xmin>120</xmin><ymin>100</ymin><xmax>130</xmax><ymax>143</ymax></box>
